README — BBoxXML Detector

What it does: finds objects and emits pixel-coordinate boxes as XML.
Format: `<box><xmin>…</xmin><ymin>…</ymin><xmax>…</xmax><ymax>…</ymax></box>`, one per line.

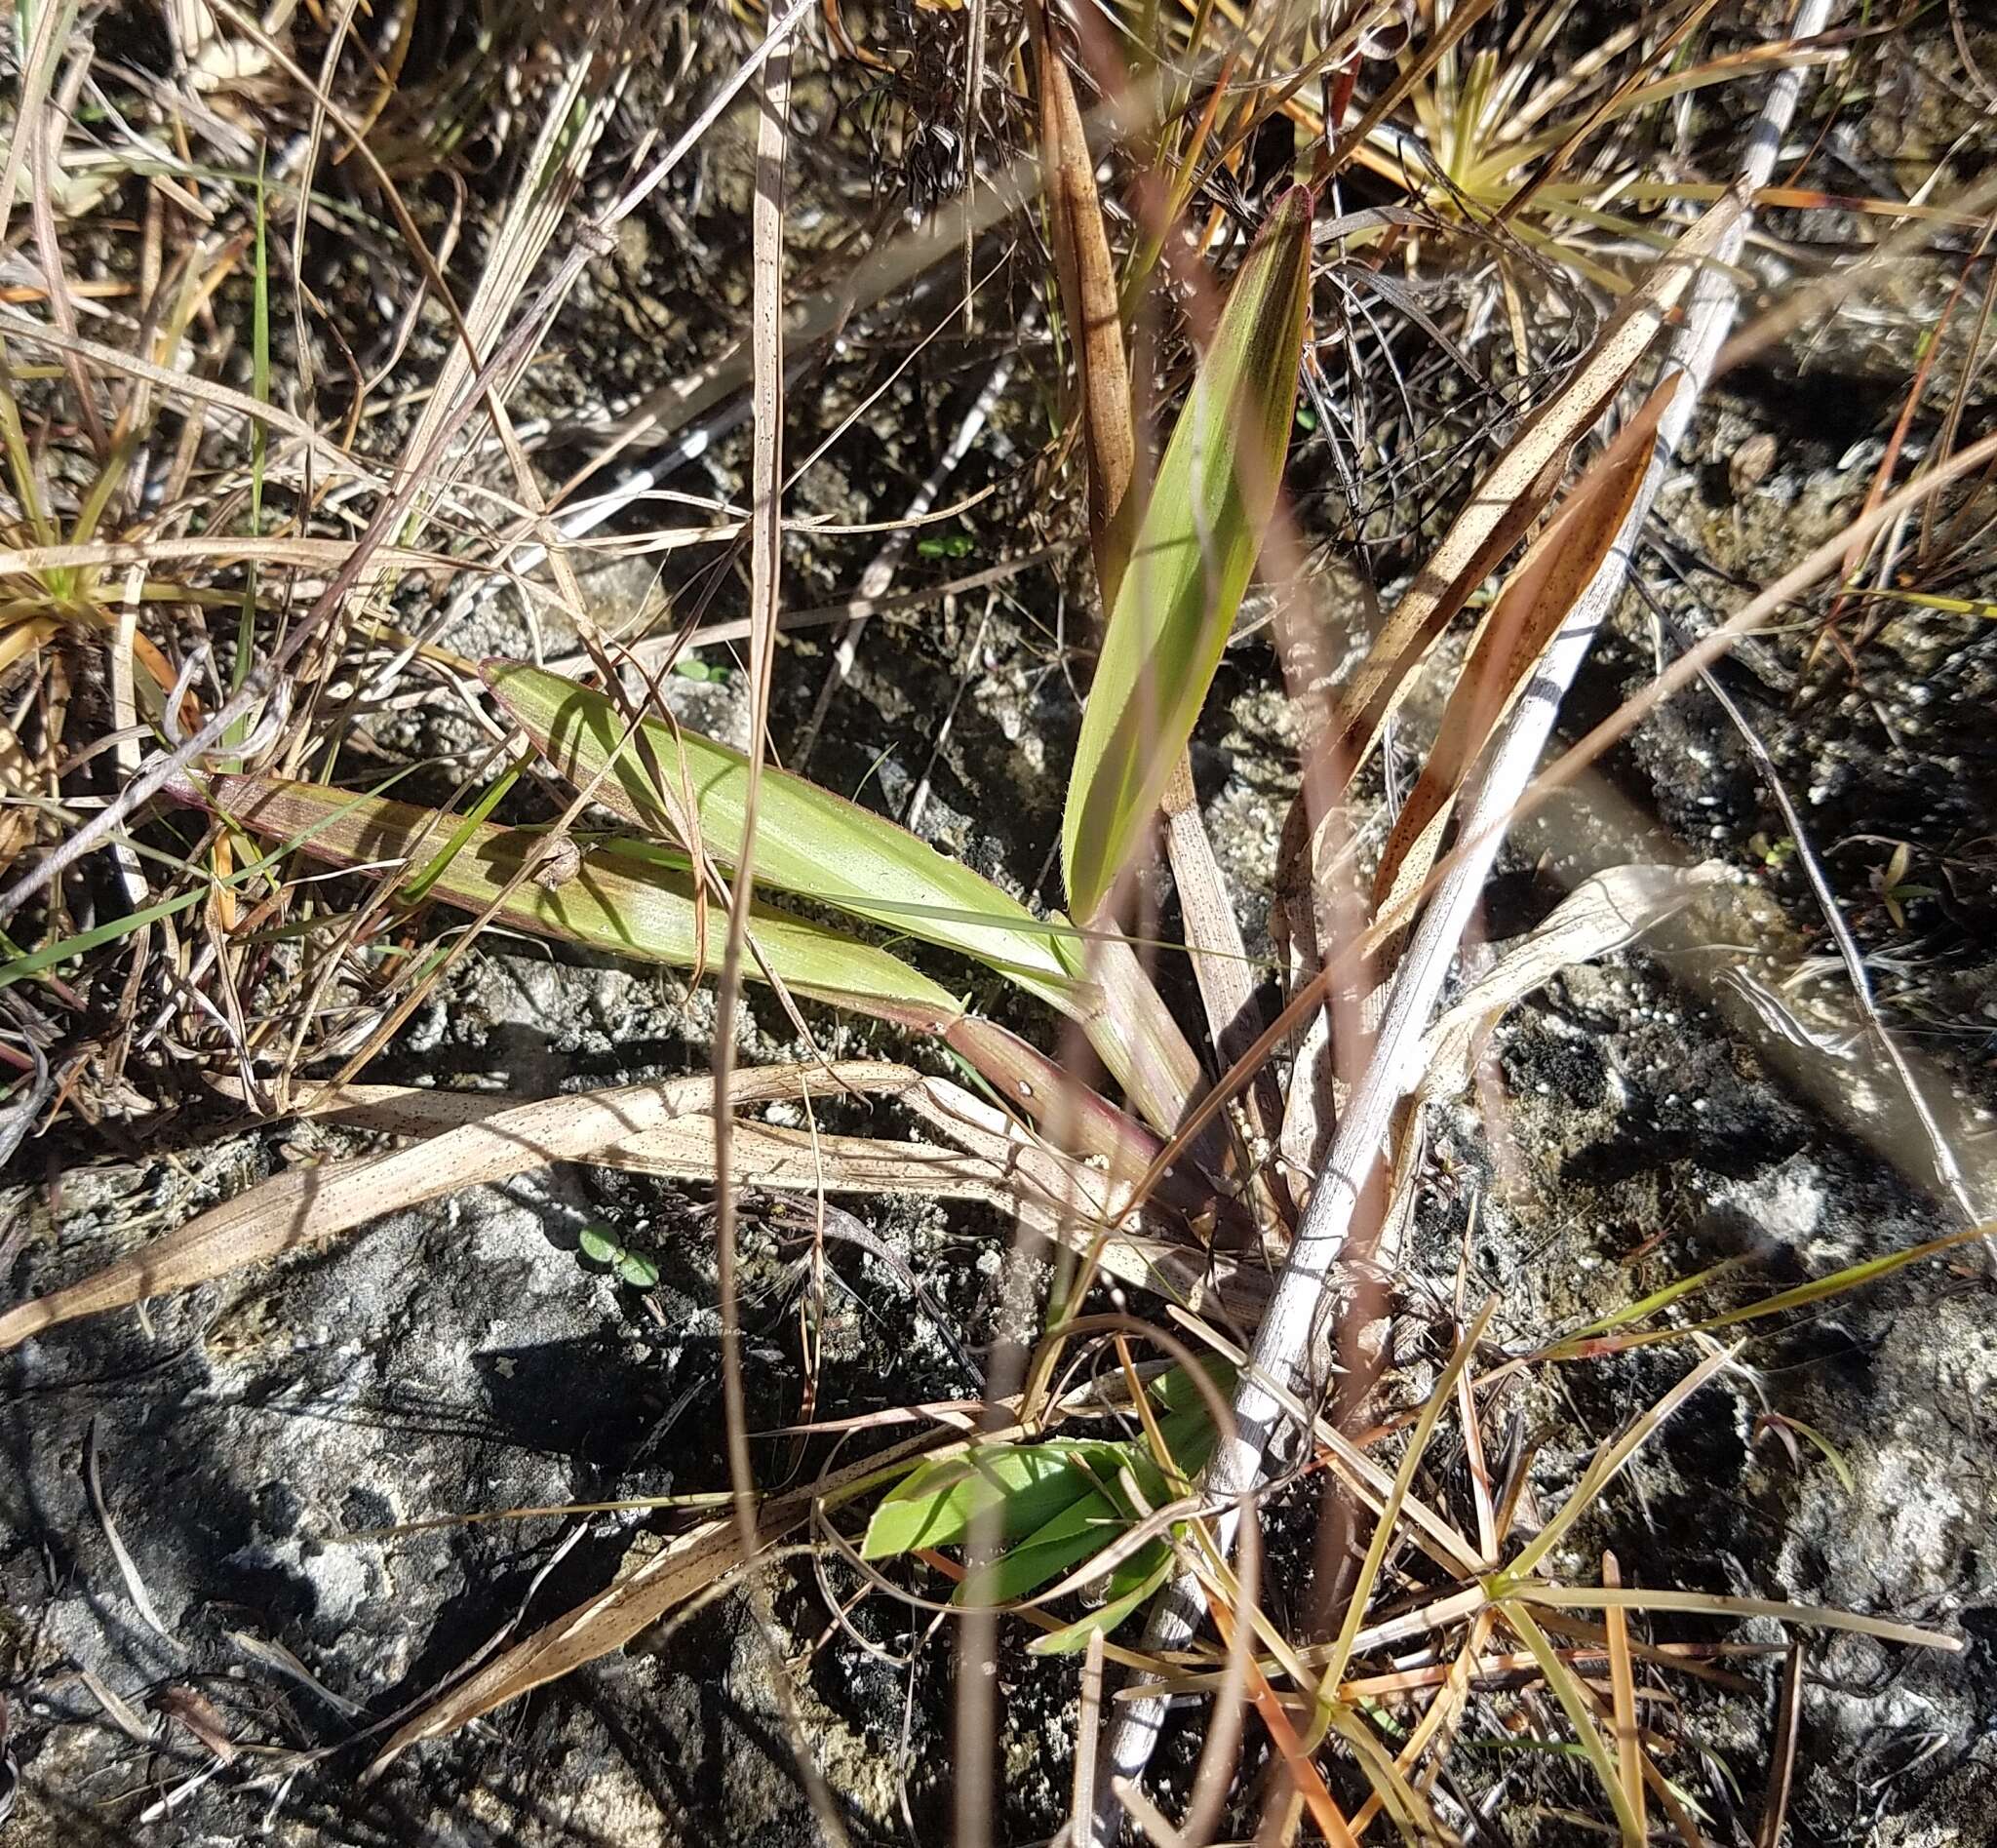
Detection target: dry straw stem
<box><xmin>1334</xmin><ymin>188</ymin><xmax>1744</xmax><ymax>739</ymax></box>
<box><xmin>4</xmin><ymin>1042</ymin><xmax>1261</xmax><ymax>1364</ymax></box>
<box><xmin>366</xmin><ymin>1413</ymin><xmax>1001</xmax><ymax>1774</ymax></box>
<box><xmin>1370</xmin><ymin>374</ymin><xmax>1682</xmax><ymax>939</ymax></box>
<box><xmin>0</xmin><ymin>1062</ymin><xmax>898</xmax><ymax>1353</ymax></box>
<box><xmin>0</xmin><ymin>0</ymin><xmax>816</xmax><ymax>931</ymax></box>
<box><xmin>1277</xmin><ymin>183</ymin><xmax>1746</xmax><ymax>927</ymax></box>
<box><xmin>1100</xmin><ymin>0</ymin><xmax>1837</xmax><ymax>1820</ymax></box>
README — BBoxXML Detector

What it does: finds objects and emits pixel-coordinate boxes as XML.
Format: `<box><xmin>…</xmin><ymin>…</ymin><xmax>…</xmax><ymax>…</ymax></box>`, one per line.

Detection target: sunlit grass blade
<box><xmin>1502</xmin><ymin>1599</ymin><xmax>1649</xmax><ymax>1846</ymax></box>
<box><xmin>1510</xmin><ymin>1583</ymin><xmax>1960</xmax><ymax>1655</ymax></box>
<box><xmin>203</xmin><ymin>774</ymin><xmax>964</xmax><ymax>1033</ymax></box>
<box><xmin>1537</xmin><ymin>1221</ymin><xmax>1991</xmax><ymax>1359</ymax></box>
<box><xmin>1498</xmin><ymin>1346</ymin><xmax>1736</xmax><ymax>1590</ymax></box>
<box><xmin>1060</xmin><ymin>185</ymin><xmax>1313</xmax><ymax>924</ymax></box>
<box><xmin>1852</xmin><ymin>586</ymin><xmax>1997</xmax><ymax>621</ymax></box>
<box><xmin>484</xmin><ymin>660</ymin><xmax>1082</xmax><ymax>1012</ymax></box>
<box><xmin>487</xmin><ymin>661</ymin><xmax>1219</xmax><ymax>1148</ymax></box>
<box><xmin>1030</xmin><ymin>1546</ymin><xmax>1172</xmax><ymax>1656</ymax></box>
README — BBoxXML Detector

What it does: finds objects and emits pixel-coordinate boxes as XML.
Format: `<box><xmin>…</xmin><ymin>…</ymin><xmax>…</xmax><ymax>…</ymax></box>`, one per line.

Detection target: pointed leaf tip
<box><xmin>1061</xmin><ymin>188</ymin><xmax>1313</xmax><ymax>923</ymax></box>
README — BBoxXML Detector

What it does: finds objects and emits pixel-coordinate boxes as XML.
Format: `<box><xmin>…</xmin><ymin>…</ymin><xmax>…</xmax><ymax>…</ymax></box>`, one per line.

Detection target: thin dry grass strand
<box><xmin>84</xmin><ymin>1416</ymin><xmax>176</xmax><ymax>1646</ymax></box>
<box><xmin>0</xmin><ymin>1063</ymin><xmax>913</xmax><ymax>1353</ymax></box>
<box><xmin>707</xmin><ymin>25</ymin><xmax>853</xmax><ymax>1847</ymax></box>
<box><xmin>1679</xmin><ymin>627</ymin><xmax>1979</xmax><ymax>1223</ymax></box>
<box><xmin>0</xmin><ymin>1</ymin><xmax>817</xmax><ymax>931</ymax></box>
<box><xmin>794</xmin><ymin>344</ymin><xmax>1018</xmax><ymax>770</ymax></box>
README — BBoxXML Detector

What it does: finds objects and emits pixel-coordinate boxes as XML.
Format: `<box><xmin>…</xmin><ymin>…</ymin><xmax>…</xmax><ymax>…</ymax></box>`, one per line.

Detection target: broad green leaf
<box><xmin>484</xmin><ymin>661</ymin><xmax>1082</xmax><ymax>1014</ymax></box>
<box><xmin>1061</xmin><ymin>186</ymin><xmax>1313</xmax><ymax>924</ymax></box>
<box><xmin>486</xmin><ymin>661</ymin><xmax>1219</xmax><ymax>1147</ymax></box>
<box><xmin>613</xmin><ymin>1249</ymin><xmax>661</xmax><ymax>1289</ymax></box>
<box><xmin>1146</xmin><ymin>1353</ymin><xmax>1236</xmax><ymax>1416</ymax></box>
<box><xmin>204</xmin><ymin>775</ymin><xmax>964</xmax><ymax>1034</ymax></box>
<box><xmin>860</xmin><ymin>1439</ymin><xmax>1134</xmax><ymax>1559</ymax></box>
<box><xmin>958</xmin><ymin>1406</ymin><xmax>1213</xmax><ymax>1608</ymax></box>
<box><xmin>861</xmin><ymin>1384</ymin><xmax>1215</xmax><ymax>1572</ymax></box>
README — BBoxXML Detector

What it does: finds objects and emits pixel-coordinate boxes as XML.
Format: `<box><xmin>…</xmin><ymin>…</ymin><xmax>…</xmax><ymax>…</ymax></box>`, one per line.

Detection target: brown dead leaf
<box><xmin>1327</xmin><ymin>192</ymin><xmax>1742</xmax><ymax>775</ymax></box>
<box><xmin>1030</xmin><ymin>0</ymin><xmax>1135</xmax><ymax>603</ymax></box>
<box><xmin>1276</xmin><ymin>189</ymin><xmax>1746</xmax><ymax>949</ymax></box>
<box><xmin>1372</xmin><ymin>373</ymin><xmax>1683</xmax><ymax>935</ymax></box>
<box><xmin>0</xmin><ymin>1062</ymin><xmax>913</xmax><ymax>1353</ymax></box>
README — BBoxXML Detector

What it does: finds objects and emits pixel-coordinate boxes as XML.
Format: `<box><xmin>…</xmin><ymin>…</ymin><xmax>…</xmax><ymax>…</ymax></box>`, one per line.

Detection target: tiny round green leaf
<box><xmin>614</xmin><ymin>1249</ymin><xmax>661</xmax><ymax>1289</ymax></box>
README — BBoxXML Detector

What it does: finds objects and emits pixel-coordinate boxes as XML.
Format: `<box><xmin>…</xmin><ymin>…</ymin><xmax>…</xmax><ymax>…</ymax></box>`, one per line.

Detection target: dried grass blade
<box><xmin>85</xmin><ymin>1417</ymin><xmax>175</xmax><ymax>1643</ymax></box>
<box><xmin>1372</xmin><ymin>375</ymin><xmax>1681</xmax><ymax>932</ymax></box>
<box><xmin>1314</xmin><ymin>190</ymin><xmax>1743</xmax><ymax>786</ymax></box>
<box><xmin>0</xmin><ymin>1063</ymin><xmax>911</xmax><ymax>1353</ymax></box>
<box><xmin>371</xmin><ymin>1416</ymin><xmax>1005</xmax><ymax>1769</ymax></box>
<box><xmin>203</xmin><ymin>1069</ymin><xmax>1253</xmax><ymax>1328</ymax></box>
<box><xmin>1512</xmin><ymin>1584</ymin><xmax>1960</xmax><ymax>1654</ymax></box>
<box><xmin>1757</xmin><ymin>1641</ymin><xmax>1805</xmax><ymax>1848</ymax></box>
<box><xmin>1049</xmin><ymin>922</ymin><xmax>1219</xmax><ymax>1157</ymax></box>
<box><xmin>1414</xmin><ymin>862</ymin><xmax>1728</xmax><ymax>1102</ymax></box>
<box><xmin>1318</xmin><ymin>1300</ymin><xmax>1498</xmax><ymax>1701</ymax></box>
<box><xmin>235</xmin><ymin>1072</ymin><xmax>1005</xmax><ymax>1198</ymax></box>
<box><xmin>1202</xmin><ymin>1592</ymin><xmax>1361</xmax><ymax>1848</ymax></box>
<box><xmin>1603</xmin><ymin>1553</ymin><xmax>1645</xmax><ymax>1845</ymax></box>
<box><xmin>1159</xmin><ymin>761</ymin><xmax>1279</xmax><ymax>1147</ymax></box>
<box><xmin>1030</xmin><ymin>0</ymin><xmax>1135</xmax><ymax>601</ymax></box>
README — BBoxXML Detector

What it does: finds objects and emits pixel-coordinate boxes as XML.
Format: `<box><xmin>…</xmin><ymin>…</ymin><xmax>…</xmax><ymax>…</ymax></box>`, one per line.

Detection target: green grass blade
<box><xmin>484</xmin><ymin>661</ymin><xmax>1083</xmax><ymax>1013</ymax></box>
<box><xmin>1547</xmin><ymin>1222</ymin><xmax>1992</xmax><ymax>1357</ymax></box>
<box><xmin>205</xmin><ymin>775</ymin><xmax>964</xmax><ymax>1033</ymax></box>
<box><xmin>1061</xmin><ymin>186</ymin><xmax>1312</xmax><ymax>923</ymax></box>
<box><xmin>1</xmin><ymin>884</ymin><xmax>207</xmax><ymax>987</ymax></box>
<box><xmin>1502</xmin><ymin>1600</ymin><xmax>1648</xmax><ymax>1845</ymax></box>
<box><xmin>1028</xmin><ymin>1544</ymin><xmax>1172</xmax><ymax>1655</ymax></box>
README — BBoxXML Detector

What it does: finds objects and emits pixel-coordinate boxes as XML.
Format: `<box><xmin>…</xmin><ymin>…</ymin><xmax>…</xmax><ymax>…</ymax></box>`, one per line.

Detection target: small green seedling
<box><xmin>859</xmin><ymin>1360</ymin><xmax>1229</xmax><ymax>1652</ymax></box>
<box><xmin>1871</xmin><ymin>842</ymin><xmax>1938</xmax><ymax>930</ymax></box>
<box><xmin>672</xmin><ymin>655</ymin><xmax>729</xmax><ymax>684</ymax></box>
<box><xmin>579</xmin><ymin>1226</ymin><xmax>661</xmax><ymax>1289</ymax></box>
<box><xmin>917</xmin><ymin>529</ymin><xmax>976</xmax><ymax>560</ymax></box>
